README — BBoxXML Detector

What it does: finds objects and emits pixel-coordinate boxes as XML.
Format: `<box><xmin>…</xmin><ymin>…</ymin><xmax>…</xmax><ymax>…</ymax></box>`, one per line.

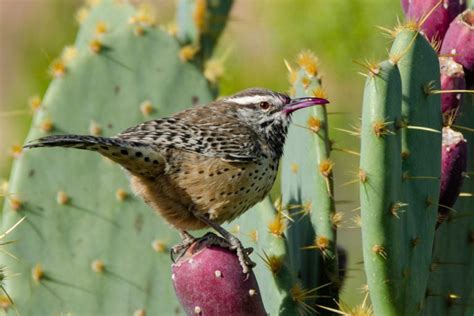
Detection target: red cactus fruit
<box><xmin>404</xmin><ymin>0</ymin><xmax>466</xmax><ymax>44</ymax></box>
<box><xmin>172</xmin><ymin>243</ymin><xmax>266</xmax><ymax>316</ymax></box>
<box><xmin>441</xmin><ymin>9</ymin><xmax>474</xmax><ymax>73</ymax></box>
<box><xmin>439</xmin><ymin>57</ymin><xmax>466</xmax><ymax>122</ymax></box>
<box><xmin>437</xmin><ymin>127</ymin><xmax>468</xmax><ymax>227</ymax></box>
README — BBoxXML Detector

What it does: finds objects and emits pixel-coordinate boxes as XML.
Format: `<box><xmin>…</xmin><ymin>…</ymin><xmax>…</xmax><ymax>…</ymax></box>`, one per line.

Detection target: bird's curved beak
<box><xmin>283</xmin><ymin>97</ymin><xmax>329</xmax><ymax>116</ymax></box>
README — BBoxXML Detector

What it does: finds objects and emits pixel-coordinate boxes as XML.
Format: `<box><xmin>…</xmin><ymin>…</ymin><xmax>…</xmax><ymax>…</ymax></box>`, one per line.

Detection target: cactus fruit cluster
<box><xmin>358</xmin><ymin>2</ymin><xmax>473</xmax><ymax>315</ymax></box>
<box><xmin>436</xmin><ymin>8</ymin><xmax>473</xmax><ymax>229</ymax></box>
<box><xmin>425</xmin><ymin>6</ymin><xmax>474</xmax><ymax>315</ymax></box>
<box><xmin>402</xmin><ymin>0</ymin><xmax>467</xmax><ymax>46</ymax></box>
<box><xmin>1</xmin><ymin>0</ymin><xmax>473</xmax><ymax>315</ymax></box>
<box><xmin>440</xmin><ymin>9</ymin><xmax>474</xmax><ymax>74</ymax></box>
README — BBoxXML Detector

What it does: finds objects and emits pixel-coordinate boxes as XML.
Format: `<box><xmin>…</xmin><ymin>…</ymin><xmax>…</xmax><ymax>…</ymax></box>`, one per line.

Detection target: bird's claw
<box><xmin>172</xmin><ymin>231</ymin><xmax>255</xmax><ymax>274</ymax></box>
<box><xmin>170</xmin><ymin>231</ymin><xmax>197</xmax><ymax>263</ymax></box>
<box><xmin>227</xmin><ymin>236</ymin><xmax>256</xmax><ymax>274</ymax></box>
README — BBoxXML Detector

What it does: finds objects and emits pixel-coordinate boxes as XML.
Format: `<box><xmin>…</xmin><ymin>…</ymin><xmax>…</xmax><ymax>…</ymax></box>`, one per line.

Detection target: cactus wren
<box><xmin>25</xmin><ymin>88</ymin><xmax>329</xmax><ymax>273</ymax></box>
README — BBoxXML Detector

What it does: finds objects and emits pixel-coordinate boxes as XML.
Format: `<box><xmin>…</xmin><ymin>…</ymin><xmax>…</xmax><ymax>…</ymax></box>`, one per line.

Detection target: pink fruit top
<box><xmin>439</xmin><ymin>57</ymin><xmax>466</xmax><ymax>115</ymax></box>
<box><xmin>441</xmin><ymin>9</ymin><xmax>474</xmax><ymax>72</ymax></box>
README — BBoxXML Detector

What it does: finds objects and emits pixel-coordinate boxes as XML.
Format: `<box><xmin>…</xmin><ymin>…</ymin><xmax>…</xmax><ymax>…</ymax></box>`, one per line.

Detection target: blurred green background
<box><xmin>0</xmin><ymin>0</ymin><xmax>406</xmax><ymax>307</ymax></box>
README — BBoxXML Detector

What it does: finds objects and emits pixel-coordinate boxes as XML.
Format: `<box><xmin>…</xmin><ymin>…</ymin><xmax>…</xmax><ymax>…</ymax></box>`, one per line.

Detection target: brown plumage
<box><xmin>131</xmin><ymin>150</ymin><xmax>277</xmax><ymax>230</ymax></box>
<box><xmin>24</xmin><ymin>88</ymin><xmax>329</xmax><ymax>273</ymax></box>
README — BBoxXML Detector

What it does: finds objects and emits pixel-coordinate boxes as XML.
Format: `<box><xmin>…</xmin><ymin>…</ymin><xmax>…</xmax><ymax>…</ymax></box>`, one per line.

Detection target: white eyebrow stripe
<box><xmin>226</xmin><ymin>95</ymin><xmax>275</xmax><ymax>105</ymax></box>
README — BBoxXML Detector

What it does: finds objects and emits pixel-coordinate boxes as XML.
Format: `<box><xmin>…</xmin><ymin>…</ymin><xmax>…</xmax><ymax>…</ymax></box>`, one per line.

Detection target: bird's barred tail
<box><xmin>24</xmin><ymin>135</ymin><xmax>165</xmax><ymax>177</ymax></box>
<box><xmin>24</xmin><ymin>135</ymin><xmax>125</xmax><ymax>151</ymax></box>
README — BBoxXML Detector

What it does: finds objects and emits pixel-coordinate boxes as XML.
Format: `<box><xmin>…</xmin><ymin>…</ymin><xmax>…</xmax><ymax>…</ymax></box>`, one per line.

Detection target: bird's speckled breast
<box><xmin>130</xmin><ymin>149</ymin><xmax>278</xmax><ymax>230</ymax></box>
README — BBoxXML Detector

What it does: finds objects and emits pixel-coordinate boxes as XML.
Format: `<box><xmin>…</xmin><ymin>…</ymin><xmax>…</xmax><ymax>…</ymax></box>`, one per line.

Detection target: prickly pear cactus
<box><xmin>424</xmin><ymin>70</ymin><xmax>474</xmax><ymax>316</ymax></box>
<box><xmin>391</xmin><ymin>28</ymin><xmax>442</xmax><ymax>314</ymax></box>
<box><xmin>177</xmin><ymin>0</ymin><xmax>233</xmax><ymax>67</ymax></box>
<box><xmin>360</xmin><ymin>27</ymin><xmax>442</xmax><ymax>315</ymax></box>
<box><xmin>422</xmin><ymin>8</ymin><xmax>474</xmax><ymax>314</ymax></box>
<box><xmin>359</xmin><ymin>59</ymin><xmax>404</xmax><ymax>316</ymax></box>
<box><xmin>282</xmin><ymin>51</ymin><xmax>339</xmax><ymax>313</ymax></box>
<box><xmin>0</xmin><ymin>1</ymin><xmax>230</xmax><ymax>314</ymax></box>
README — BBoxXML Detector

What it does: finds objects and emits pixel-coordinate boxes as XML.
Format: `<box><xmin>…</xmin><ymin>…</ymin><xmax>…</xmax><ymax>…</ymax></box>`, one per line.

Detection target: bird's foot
<box><xmin>224</xmin><ymin>233</ymin><xmax>256</xmax><ymax>275</ymax></box>
<box><xmin>190</xmin><ymin>212</ymin><xmax>256</xmax><ymax>274</ymax></box>
<box><xmin>171</xmin><ymin>230</ymin><xmax>255</xmax><ymax>274</ymax></box>
<box><xmin>170</xmin><ymin>230</ymin><xmax>197</xmax><ymax>263</ymax></box>
<box><xmin>189</xmin><ymin>232</ymin><xmax>255</xmax><ymax>274</ymax></box>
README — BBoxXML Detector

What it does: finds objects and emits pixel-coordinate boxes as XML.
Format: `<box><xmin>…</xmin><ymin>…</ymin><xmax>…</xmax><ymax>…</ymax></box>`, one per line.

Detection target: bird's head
<box><xmin>224</xmin><ymin>88</ymin><xmax>329</xmax><ymax>157</ymax></box>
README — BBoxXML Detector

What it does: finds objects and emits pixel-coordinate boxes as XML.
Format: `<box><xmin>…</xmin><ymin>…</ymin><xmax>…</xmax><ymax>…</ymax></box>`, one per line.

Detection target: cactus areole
<box><xmin>172</xmin><ymin>243</ymin><xmax>266</xmax><ymax>316</ymax></box>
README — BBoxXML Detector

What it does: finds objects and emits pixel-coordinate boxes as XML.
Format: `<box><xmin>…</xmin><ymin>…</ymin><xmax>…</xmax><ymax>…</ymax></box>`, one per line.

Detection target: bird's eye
<box><xmin>259</xmin><ymin>102</ymin><xmax>271</xmax><ymax>111</ymax></box>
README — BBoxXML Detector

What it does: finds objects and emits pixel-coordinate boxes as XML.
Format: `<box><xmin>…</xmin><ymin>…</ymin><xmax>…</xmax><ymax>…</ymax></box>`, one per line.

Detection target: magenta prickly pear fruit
<box><xmin>437</xmin><ymin>127</ymin><xmax>468</xmax><ymax>227</ymax></box>
<box><xmin>172</xmin><ymin>243</ymin><xmax>266</xmax><ymax>316</ymax></box>
<box><xmin>444</xmin><ymin>0</ymin><xmax>467</xmax><ymax>21</ymax></box>
<box><xmin>401</xmin><ymin>0</ymin><xmax>409</xmax><ymax>14</ymax></box>
<box><xmin>441</xmin><ymin>9</ymin><xmax>474</xmax><ymax>73</ymax></box>
<box><xmin>405</xmin><ymin>0</ymin><xmax>466</xmax><ymax>44</ymax></box>
<box><xmin>439</xmin><ymin>57</ymin><xmax>466</xmax><ymax>120</ymax></box>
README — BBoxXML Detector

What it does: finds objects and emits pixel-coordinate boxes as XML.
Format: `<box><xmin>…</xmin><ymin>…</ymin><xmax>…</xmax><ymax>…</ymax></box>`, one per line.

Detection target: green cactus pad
<box><xmin>176</xmin><ymin>0</ymin><xmax>233</xmax><ymax>66</ymax></box>
<box><xmin>359</xmin><ymin>60</ymin><xmax>403</xmax><ymax>316</ymax></box>
<box><xmin>360</xmin><ymin>29</ymin><xmax>442</xmax><ymax>316</ymax></box>
<box><xmin>0</xmin><ymin>1</ymin><xmax>223</xmax><ymax>314</ymax></box>
<box><xmin>281</xmin><ymin>53</ymin><xmax>339</xmax><ymax>313</ymax></box>
<box><xmin>389</xmin><ymin>29</ymin><xmax>442</xmax><ymax>315</ymax></box>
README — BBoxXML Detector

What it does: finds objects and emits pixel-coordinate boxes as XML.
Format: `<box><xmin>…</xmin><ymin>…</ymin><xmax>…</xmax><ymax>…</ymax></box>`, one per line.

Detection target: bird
<box><xmin>24</xmin><ymin>88</ymin><xmax>329</xmax><ymax>273</ymax></box>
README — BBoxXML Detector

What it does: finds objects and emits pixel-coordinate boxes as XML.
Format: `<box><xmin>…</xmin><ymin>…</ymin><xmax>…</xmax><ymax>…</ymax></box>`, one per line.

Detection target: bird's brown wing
<box><xmin>116</xmin><ymin>106</ymin><xmax>263</xmax><ymax>163</ymax></box>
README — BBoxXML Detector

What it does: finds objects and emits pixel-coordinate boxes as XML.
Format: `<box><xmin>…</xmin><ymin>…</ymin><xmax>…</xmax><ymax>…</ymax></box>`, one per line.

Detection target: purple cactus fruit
<box><xmin>172</xmin><ymin>243</ymin><xmax>266</xmax><ymax>316</ymax></box>
<box><xmin>439</xmin><ymin>57</ymin><xmax>466</xmax><ymax>121</ymax></box>
<box><xmin>445</xmin><ymin>0</ymin><xmax>467</xmax><ymax>21</ymax></box>
<box><xmin>405</xmin><ymin>0</ymin><xmax>466</xmax><ymax>44</ymax></box>
<box><xmin>441</xmin><ymin>9</ymin><xmax>474</xmax><ymax>73</ymax></box>
<box><xmin>437</xmin><ymin>127</ymin><xmax>468</xmax><ymax>227</ymax></box>
<box><xmin>401</xmin><ymin>0</ymin><xmax>410</xmax><ymax>14</ymax></box>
